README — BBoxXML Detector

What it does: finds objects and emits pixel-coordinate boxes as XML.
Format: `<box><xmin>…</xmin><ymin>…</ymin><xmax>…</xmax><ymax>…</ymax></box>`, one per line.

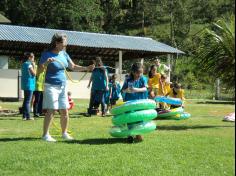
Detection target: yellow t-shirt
<box><xmin>148</xmin><ymin>73</ymin><xmax>161</xmax><ymax>89</ymax></box>
<box><xmin>168</xmin><ymin>89</ymin><xmax>185</xmax><ymax>100</ymax></box>
<box><xmin>158</xmin><ymin>82</ymin><xmax>171</xmax><ymax>96</ymax></box>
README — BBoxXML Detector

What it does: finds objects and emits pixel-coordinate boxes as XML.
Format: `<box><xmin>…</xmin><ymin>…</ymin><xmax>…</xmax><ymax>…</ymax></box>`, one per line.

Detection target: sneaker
<box><xmin>22</xmin><ymin>118</ymin><xmax>27</xmax><ymax>121</ymax></box>
<box><xmin>62</xmin><ymin>133</ymin><xmax>74</xmax><ymax>140</ymax></box>
<box><xmin>42</xmin><ymin>135</ymin><xmax>57</xmax><ymax>142</ymax></box>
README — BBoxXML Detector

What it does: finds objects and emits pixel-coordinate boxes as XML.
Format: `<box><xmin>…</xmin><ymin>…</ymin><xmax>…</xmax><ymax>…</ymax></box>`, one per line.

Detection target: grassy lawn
<box><xmin>0</xmin><ymin>100</ymin><xmax>235</xmax><ymax>176</ymax></box>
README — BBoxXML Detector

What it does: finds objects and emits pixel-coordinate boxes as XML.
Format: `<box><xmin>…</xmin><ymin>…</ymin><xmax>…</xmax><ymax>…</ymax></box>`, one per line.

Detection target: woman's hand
<box><xmin>87</xmin><ymin>64</ymin><xmax>95</xmax><ymax>71</ymax></box>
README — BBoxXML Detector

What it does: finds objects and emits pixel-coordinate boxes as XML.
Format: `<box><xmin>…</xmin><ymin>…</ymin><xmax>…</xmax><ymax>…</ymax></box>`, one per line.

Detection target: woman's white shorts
<box><xmin>43</xmin><ymin>83</ymin><xmax>69</xmax><ymax>110</ymax></box>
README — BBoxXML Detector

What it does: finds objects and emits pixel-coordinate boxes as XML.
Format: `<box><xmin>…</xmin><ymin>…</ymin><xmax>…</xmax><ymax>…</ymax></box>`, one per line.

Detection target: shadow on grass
<box><xmin>0</xmin><ymin>137</ymin><xmax>40</xmax><ymax>142</ymax></box>
<box><xmin>197</xmin><ymin>101</ymin><xmax>235</xmax><ymax>105</ymax></box>
<box><xmin>157</xmin><ymin>125</ymin><xmax>235</xmax><ymax>131</ymax></box>
<box><xmin>63</xmin><ymin>138</ymin><xmax>126</xmax><ymax>145</ymax></box>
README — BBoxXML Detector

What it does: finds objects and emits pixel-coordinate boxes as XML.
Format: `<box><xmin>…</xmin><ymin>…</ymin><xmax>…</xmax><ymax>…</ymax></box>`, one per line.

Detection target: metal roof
<box><xmin>0</xmin><ymin>24</ymin><xmax>184</xmax><ymax>60</ymax></box>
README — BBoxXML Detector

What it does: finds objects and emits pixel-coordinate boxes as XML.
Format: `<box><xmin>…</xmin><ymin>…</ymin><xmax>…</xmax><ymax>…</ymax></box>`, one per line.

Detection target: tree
<box><xmin>197</xmin><ymin>15</ymin><xmax>235</xmax><ymax>88</ymax></box>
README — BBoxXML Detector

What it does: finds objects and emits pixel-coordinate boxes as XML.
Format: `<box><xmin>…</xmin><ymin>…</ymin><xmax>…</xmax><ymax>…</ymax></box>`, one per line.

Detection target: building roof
<box><xmin>0</xmin><ymin>14</ymin><xmax>11</xmax><ymax>24</ymax></box>
<box><xmin>0</xmin><ymin>24</ymin><xmax>184</xmax><ymax>60</ymax></box>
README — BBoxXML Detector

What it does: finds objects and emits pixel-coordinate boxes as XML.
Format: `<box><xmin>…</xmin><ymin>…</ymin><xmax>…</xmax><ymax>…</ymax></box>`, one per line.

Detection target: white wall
<box><xmin>0</xmin><ymin>69</ymin><xmax>18</xmax><ymax>98</ymax></box>
<box><xmin>0</xmin><ymin>69</ymin><xmax>125</xmax><ymax>99</ymax></box>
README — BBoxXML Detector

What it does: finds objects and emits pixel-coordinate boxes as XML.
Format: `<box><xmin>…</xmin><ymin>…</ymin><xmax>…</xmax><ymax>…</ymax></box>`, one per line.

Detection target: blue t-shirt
<box><xmin>122</xmin><ymin>75</ymin><xmax>147</xmax><ymax>102</ymax></box>
<box><xmin>110</xmin><ymin>81</ymin><xmax>121</xmax><ymax>100</ymax></box>
<box><xmin>91</xmin><ymin>68</ymin><xmax>107</xmax><ymax>91</ymax></box>
<box><xmin>21</xmin><ymin>61</ymin><xmax>36</xmax><ymax>91</ymax></box>
<box><xmin>39</xmin><ymin>51</ymin><xmax>71</xmax><ymax>86</ymax></box>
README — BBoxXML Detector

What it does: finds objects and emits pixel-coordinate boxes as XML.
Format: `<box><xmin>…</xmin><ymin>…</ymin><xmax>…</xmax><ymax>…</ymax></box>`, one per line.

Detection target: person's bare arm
<box><xmin>68</xmin><ymin>59</ymin><xmax>94</xmax><ymax>72</ymax></box>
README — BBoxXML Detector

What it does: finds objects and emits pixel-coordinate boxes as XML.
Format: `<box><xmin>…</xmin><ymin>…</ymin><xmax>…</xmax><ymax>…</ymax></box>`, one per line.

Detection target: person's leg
<box><xmin>33</xmin><ymin>91</ymin><xmax>40</xmax><ymax>117</ymax></box>
<box><xmin>59</xmin><ymin>109</ymin><xmax>69</xmax><ymax>134</ymax></box>
<box><xmin>38</xmin><ymin>91</ymin><xmax>44</xmax><ymax>115</ymax></box>
<box><xmin>101</xmin><ymin>91</ymin><xmax>106</xmax><ymax>116</ymax></box>
<box><xmin>43</xmin><ymin>109</ymin><xmax>55</xmax><ymax>136</ymax></box>
<box><xmin>24</xmin><ymin>90</ymin><xmax>33</xmax><ymax>120</ymax></box>
<box><xmin>88</xmin><ymin>91</ymin><xmax>96</xmax><ymax>115</ymax></box>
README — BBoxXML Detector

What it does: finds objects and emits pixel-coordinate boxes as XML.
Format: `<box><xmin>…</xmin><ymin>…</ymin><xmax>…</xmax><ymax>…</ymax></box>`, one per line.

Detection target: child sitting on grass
<box><xmin>121</xmin><ymin>63</ymin><xmax>148</xmax><ymax>143</ymax></box>
<box><xmin>158</xmin><ymin>74</ymin><xmax>171</xmax><ymax>109</ymax></box>
<box><xmin>166</xmin><ymin>83</ymin><xmax>185</xmax><ymax>109</ymax></box>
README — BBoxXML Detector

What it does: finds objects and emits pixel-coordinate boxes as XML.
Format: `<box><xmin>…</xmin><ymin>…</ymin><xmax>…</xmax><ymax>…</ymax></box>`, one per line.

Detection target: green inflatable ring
<box><xmin>173</xmin><ymin>112</ymin><xmax>191</xmax><ymax>120</ymax></box>
<box><xmin>112</xmin><ymin>109</ymin><xmax>157</xmax><ymax>126</ymax></box>
<box><xmin>109</xmin><ymin>121</ymin><xmax>156</xmax><ymax>138</ymax></box>
<box><xmin>111</xmin><ymin>99</ymin><xmax>156</xmax><ymax>116</ymax></box>
<box><xmin>157</xmin><ymin>107</ymin><xmax>184</xmax><ymax>118</ymax></box>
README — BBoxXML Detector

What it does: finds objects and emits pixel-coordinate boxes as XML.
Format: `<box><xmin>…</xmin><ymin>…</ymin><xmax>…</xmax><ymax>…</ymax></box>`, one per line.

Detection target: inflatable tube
<box><xmin>109</xmin><ymin>121</ymin><xmax>156</xmax><ymax>138</ymax></box>
<box><xmin>112</xmin><ymin>109</ymin><xmax>157</xmax><ymax>126</ymax></box>
<box><xmin>174</xmin><ymin>112</ymin><xmax>191</xmax><ymax>120</ymax></box>
<box><xmin>155</xmin><ymin>96</ymin><xmax>182</xmax><ymax>105</ymax></box>
<box><xmin>157</xmin><ymin>107</ymin><xmax>184</xmax><ymax>118</ymax></box>
<box><xmin>111</xmin><ymin>99</ymin><xmax>156</xmax><ymax>116</ymax></box>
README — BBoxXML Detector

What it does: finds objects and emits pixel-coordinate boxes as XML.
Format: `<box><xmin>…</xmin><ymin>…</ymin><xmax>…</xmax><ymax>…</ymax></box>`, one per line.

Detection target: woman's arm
<box><xmin>29</xmin><ymin>62</ymin><xmax>37</xmax><ymax>76</ymax></box>
<box><xmin>68</xmin><ymin>59</ymin><xmax>94</xmax><ymax>72</ymax></box>
<box><xmin>130</xmin><ymin>87</ymin><xmax>147</xmax><ymax>93</ymax></box>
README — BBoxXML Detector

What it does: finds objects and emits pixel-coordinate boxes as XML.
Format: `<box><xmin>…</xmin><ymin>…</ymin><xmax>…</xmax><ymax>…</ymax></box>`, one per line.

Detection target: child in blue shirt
<box><xmin>106</xmin><ymin>74</ymin><xmax>121</xmax><ymax>113</ymax></box>
<box><xmin>121</xmin><ymin>63</ymin><xmax>148</xmax><ymax>143</ymax></box>
<box><xmin>21</xmin><ymin>52</ymin><xmax>36</xmax><ymax>120</ymax></box>
<box><xmin>87</xmin><ymin>57</ymin><xmax>109</xmax><ymax>117</ymax></box>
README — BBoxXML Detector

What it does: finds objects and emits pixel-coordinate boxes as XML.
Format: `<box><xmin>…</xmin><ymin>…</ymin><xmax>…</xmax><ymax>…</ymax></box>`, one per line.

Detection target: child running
<box><xmin>121</xmin><ymin>63</ymin><xmax>148</xmax><ymax>143</ymax></box>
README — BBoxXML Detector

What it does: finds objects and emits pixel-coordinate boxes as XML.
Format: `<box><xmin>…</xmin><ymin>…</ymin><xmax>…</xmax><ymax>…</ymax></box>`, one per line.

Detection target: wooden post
<box><xmin>215</xmin><ymin>78</ymin><xmax>220</xmax><ymax>100</ymax></box>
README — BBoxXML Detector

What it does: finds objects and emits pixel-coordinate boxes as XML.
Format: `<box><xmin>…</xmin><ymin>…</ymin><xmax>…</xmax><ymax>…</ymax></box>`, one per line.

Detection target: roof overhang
<box><xmin>0</xmin><ymin>24</ymin><xmax>184</xmax><ymax>60</ymax></box>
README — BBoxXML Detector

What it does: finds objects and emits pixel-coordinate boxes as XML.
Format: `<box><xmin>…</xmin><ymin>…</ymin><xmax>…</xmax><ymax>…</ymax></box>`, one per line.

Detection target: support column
<box><xmin>140</xmin><ymin>58</ymin><xmax>144</xmax><ymax>65</ymax></box>
<box><xmin>167</xmin><ymin>54</ymin><xmax>171</xmax><ymax>82</ymax></box>
<box><xmin>17</xmin><ymin>70</ymin><xmax>23</xmax><ymax>101</ymax></box>
<box><xmin>119</xmin><ymin>51</ymin><xmax>123</xmax><ymax>80</ymax></box>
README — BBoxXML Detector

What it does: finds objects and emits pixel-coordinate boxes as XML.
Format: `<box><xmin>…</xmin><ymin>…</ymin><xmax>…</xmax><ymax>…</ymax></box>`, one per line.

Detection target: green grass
<box><xmin>0</xmin><ymin>100</ymin><xmax>235</xmax><ymax>176</ymax></box>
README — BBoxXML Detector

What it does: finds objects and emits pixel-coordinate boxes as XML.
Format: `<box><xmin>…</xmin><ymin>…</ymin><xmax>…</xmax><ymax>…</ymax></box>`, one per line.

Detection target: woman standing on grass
<box><xmin>39</xmin><ymin>33</ymin><xmax>94</xmax><ymax>142</ymax></box>
<box><xmin>21</xmin><ymin>52</ymin><xmax>36</xmax><ymax>121</ymax></box>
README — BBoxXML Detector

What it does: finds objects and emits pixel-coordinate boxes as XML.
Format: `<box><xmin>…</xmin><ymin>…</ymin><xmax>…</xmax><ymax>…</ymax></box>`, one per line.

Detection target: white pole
<box><xmin>140</xmin><ymin>58</ymin><xmax>144</xmax><ymax>65</ymax></box>
<box><xmin>119</xmin><ymin>51</ymin><xmax>123</xmax><ymax>80</ymax></box>
<box><xmin>167</xmin><ymin>54</ymin><xmax>171</xmax><ymax>82</ymax></box>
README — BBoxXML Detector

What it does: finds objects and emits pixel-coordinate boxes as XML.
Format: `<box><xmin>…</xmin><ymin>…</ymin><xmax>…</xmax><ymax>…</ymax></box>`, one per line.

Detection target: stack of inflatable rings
<box><xmin>157</xmin><ymin>107</ymin><xmax>191</xmax><ymax>120</ymax></box>
<box><xmin>109</xmin><ymin>99</ymin><xmax>157</xmax><ymax>138</ymax></box>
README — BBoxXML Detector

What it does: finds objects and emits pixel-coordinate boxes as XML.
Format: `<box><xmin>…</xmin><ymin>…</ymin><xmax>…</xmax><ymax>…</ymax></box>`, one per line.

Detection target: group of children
<box><xmin>87</xmin><ymin>58</ymin><xmax>185</xmax><ymax>142</ymax></box>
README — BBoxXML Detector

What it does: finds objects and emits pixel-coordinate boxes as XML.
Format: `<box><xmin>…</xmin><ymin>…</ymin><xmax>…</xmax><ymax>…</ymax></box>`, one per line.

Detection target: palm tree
<box><xmin>197</xmin><ymin>15</ymin><xmax>235</xmax><ymax>88</ymax></box>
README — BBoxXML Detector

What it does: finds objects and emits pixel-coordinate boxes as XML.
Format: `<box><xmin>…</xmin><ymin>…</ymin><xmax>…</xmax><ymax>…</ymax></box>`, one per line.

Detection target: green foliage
<box><xmin>0</xmin><ymin>0</ymin><xmax>235</xmax><ymax>92</ymax></box>
<box><xmin>196</xmin><ymin>15</ymin><xmax>235</xmax><ymax>88</ymax></box>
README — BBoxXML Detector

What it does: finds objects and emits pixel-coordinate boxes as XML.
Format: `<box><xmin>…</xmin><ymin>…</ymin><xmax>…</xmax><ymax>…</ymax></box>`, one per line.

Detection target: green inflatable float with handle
<box><xmin>110</xmin><ymin>100</ymin><xmax>157</xmax><ymax>138</ymax></box>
